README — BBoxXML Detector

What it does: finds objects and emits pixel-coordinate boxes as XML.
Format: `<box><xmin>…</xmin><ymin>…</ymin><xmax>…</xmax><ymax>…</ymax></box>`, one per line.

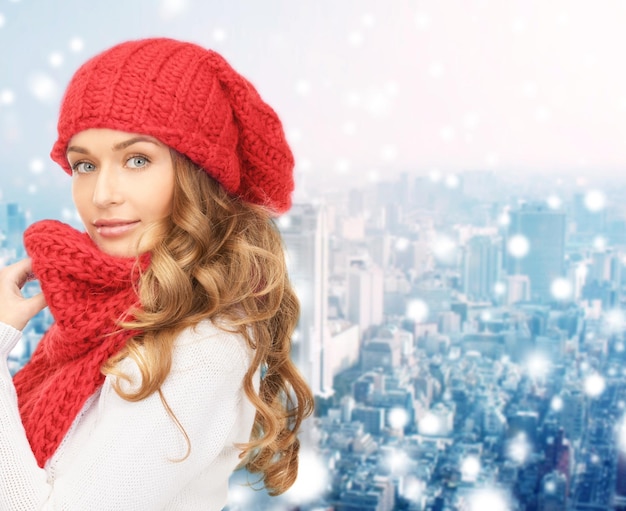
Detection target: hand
<box><xmin>0</xmin><ymin>258</ymin><xmax>47</xmax><ymax>331</ymax></box>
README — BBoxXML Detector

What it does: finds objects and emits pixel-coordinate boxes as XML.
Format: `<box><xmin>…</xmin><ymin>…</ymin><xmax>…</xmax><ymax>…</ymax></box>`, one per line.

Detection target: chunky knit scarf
<box><xmin>13</xmin><ymin>220</ymin><xmax>148</xmax><ymax>467</ymax></box>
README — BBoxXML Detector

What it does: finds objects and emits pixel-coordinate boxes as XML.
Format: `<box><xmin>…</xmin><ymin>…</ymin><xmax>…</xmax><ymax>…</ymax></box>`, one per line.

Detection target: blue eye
<box><xmin>72</xmin><ymin>161</ymin><xmax>96</xmax><ymax>174</ymax></box>
<box><xmin>127</xmin><ymin>156</ymin><xmax>149</xmax><ymax>168</ymax></box>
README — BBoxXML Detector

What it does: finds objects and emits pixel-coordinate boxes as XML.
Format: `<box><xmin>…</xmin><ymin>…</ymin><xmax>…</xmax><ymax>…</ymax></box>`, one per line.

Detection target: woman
<box><xmin>0</xmin><ymin>37</ymin><xmax>314</xmax><ymax>510</ymax></box>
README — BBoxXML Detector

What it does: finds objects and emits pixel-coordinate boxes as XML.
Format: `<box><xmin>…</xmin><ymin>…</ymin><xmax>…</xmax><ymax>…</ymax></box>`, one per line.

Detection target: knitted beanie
<box><xmin>50</xmin><ymin>38</ymin><xmax>294</xmax><ymax>214</ymax></box>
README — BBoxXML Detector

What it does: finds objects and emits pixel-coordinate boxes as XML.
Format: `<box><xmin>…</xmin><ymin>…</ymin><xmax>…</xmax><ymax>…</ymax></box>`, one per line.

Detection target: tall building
<box><xmin>505</xmin><ymin>274</ymin><xmax>531</xmax><ymax>305</ymax></box>
<box><xmin>280</xmin><ymin>203</ymin><xmax>330</xmax><ymax>396</ymax></box>
<box><xmin>616</xmin><ymin>418</ymin><xmax>626</xmax><ymax>508</ymax></box>
<box><xmin>325</xmin><ymin>321</ymin><xmax>360</xmax><ymax>391</ymax></box>
<box><xmin>347</xmin><ymin>259</ymin><xmax>384</xmax><ymax>333</ymax></box>
<box><xmin>538</xmin><ymin>471</ymin><xmax>567</xmax><ymax>511</ymax></box>
<box><xmin>0</xmin><ymin>202</ymin><xmax>27</xmax><ymax>258</ymax></box>
<box><xmin>506</xmin><ymin>203</ymin><xmax>566</xmax><ymax>302</ymax></box>
<box><xmin>462</xmin><ymin>235</ymin><xmax>502</xmax><ymax>300</ymax></box>
<box><xmin>560</xmin><ymin>389</ymin><xmax>586</xmax><ymax>441</ymax></box>
<box><xmin>573</xmin><ymin>192</ymin><xmax>606</xmax><ymax>236</ymax></box>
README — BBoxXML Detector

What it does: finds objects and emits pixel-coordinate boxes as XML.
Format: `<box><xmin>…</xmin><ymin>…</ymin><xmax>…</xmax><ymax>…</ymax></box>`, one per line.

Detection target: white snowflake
<box><xmin>551</xmin><ymin>278</ymin><xmax>572</xmax><ymax>300</ymax></box>
<box><xmin>49</xmin><ymin>52</ymin><xmax>64</xmax><ymax>68</ymax></box>
<box><xmin>429</xmin><ymin>61</ymin><xmax>444</xmax><ymax>78</ymax></box>
<box><xmin>507</xmin><ymin>235</ymin><xmax>530</xmax><ymax>258</ymax></box>
<box><xmin>69</xmin><ymin>37</ymin><xmax>84</xmax><ymax>52</ymax></box>
<box><xmin>584</xmin><ymin>190</ymin><xmax>606</xmax><ymax>212</ymax></box>
<box><xmin>388</xmin><ymin>408</ymin><xmax>409</xmax><ymax>429</ymax></box>
<box><xmin>445</xmin><ymin>174</ymin><xmax>459</xmax><ymax>189</ymax></box>
<box><xmin>415</xmin><ymin>12</ymin><xmax>431</xmax><ymax>30</ymax></box>
<box><xmin>29</xmin><ymin>158</ymin><xmax>44</xmax><ymax>174</ymax></box>
<box><xmin>361</xmin><ymin>13</ymin><xmax>375</xmax><ymax>28</ymax></box>
<box><xmin>295</xmin><ymin>80</ymin><xmax>312</xmax><ymax>97</ymax></box>
<box><xmin>342</xmin><ymin>121</ymin><xmax>357</xmax><ymax>136</ymax></box>
<box><xmin>0</xmin><ymin>89</ymin><xmax>15</xmax><ymax>105</ymax></box>
<box><xmin>584</xmin><ymin>373</ymin><xmax>605</xmax><ymax>398</ymax></box>
<box><xmin>158</xmin><ymin>0</ymin><xmax>188</xmax><ymax>20</ymax></box>
<box><xmin>348</xmin><ymin>31</ymin><xmax>363</xmax><ymax>47</ymax></box>
<box><xmin>283</xmin><ymin>449</ymin><xmax>328</xmax><ymax>504</ymax></box>
<box><xmin>547</xmin><ymin>195</ymin><xmax>562</xmax><ymax>209</ymax></box>
<box><xmin>28</xmin><ymin>72</ymin><xmax>58</xmax><ymax>103</ymax></box>
<box><xmin>213</xmin><ymin>28</ymin><xmax>226</xmax><ymax>42</ymax></box>
<box><xmin>407</xmin><ymin>299</ymin><xmax>429</xmax><ymax>323</ymax></box>
<box><xmin>380</xmin><ymin>144</ymin><xmax>397</xmax><ymax>161</ymax></box>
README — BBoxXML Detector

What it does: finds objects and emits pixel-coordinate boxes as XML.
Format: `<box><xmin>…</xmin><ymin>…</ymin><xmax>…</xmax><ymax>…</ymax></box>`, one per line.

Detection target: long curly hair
<box><xmin>101</xmin><ymin>150</ymin><xmax>314</xmax><ymax>495</ymax></box>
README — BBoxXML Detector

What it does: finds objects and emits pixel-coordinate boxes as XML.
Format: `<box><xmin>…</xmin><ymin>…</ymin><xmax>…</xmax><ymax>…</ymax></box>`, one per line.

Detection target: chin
<box><xmin>95</xmin><ymin>240</ymin><xmax>139</xmax><ymax>258</ymax></box>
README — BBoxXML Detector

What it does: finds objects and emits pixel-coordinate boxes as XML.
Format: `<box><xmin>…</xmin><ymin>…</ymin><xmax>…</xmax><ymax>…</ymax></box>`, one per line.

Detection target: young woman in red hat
<box><xmin>0</xmin><ymin>37</ymin><xmax>314</xmax><ymax>510</ymax></box>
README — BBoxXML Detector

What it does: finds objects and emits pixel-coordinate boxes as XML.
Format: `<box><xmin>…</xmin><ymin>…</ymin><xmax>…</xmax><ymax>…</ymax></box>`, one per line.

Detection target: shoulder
<box><xmin>170</xmin><ymin>318</ymin><xmax>254</xmax><ymax>377</ymax></box>
<box><xmin>112</xmin><ymin>318</ymin><xmax>254</xmax><ymax>394</ymax></box>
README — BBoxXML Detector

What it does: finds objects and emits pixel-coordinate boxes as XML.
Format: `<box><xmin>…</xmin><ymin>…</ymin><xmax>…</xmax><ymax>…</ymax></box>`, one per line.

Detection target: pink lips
<box><xmin>93</xmin><ymin>219</ymin><xmax>140</xmax><ymax>238</ymax></box>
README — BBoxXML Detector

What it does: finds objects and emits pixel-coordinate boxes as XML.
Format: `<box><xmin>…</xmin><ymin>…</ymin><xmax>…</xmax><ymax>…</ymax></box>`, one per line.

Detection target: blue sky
<box><xmin>2</xmin><ymin>0</ymin><xmax>626</xmax><ymax>220</ymax></box>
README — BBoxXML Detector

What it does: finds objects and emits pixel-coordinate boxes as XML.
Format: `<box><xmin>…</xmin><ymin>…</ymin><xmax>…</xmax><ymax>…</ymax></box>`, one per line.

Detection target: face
<box><xmin>67</xmin><ymin>128</ymin><xmax>175</xmax><ymax>257</ymax></box>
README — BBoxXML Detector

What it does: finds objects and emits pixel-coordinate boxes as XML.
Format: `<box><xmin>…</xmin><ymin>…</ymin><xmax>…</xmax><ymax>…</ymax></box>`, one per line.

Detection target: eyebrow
<box><xmin>66</xmin><ymin>136</ymin><xmax>162</xmax><ymax>155</ymax></box>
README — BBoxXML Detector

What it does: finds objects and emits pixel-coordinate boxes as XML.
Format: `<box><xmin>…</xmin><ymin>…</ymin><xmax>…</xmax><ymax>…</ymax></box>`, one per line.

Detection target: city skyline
<box><xmin>5</xmin><ymin>163</ymin><xmax>626</xmax><ymax>509</ymax></box>
<box><xmin>4</xmin><ymin>1</ymin><xmax>626</xmax><ymax>509</ymax></box>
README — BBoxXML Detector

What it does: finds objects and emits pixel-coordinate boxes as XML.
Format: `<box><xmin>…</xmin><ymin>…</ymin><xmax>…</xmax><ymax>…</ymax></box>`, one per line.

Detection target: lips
<box><xmin>93</xmin><ymin>219</ymin><xmax>140</xmax><ymax>238</ymax></box>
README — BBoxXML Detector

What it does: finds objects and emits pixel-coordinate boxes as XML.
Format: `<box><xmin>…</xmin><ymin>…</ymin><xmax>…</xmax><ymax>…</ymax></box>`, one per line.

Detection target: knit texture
<box><xmin>50</xmin><ymin>37</ymin><xmax>295</xmax><ymax>214</ymax></box>
<box><xmin>13</xmin><ymin>220</ymin><xmax>148</xmax><ymax>467</ymax></box>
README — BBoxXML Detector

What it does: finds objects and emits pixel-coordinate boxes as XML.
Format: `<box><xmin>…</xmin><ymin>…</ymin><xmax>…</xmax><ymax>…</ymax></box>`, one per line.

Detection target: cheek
<box><xmin>71</xmin><ymin>181</ymin><xmax>91</xmax><ymax>219</ymax></box>
<box><xmin>146</xmin><ymin>177</ymin><xmax>175</xmax><ymax>217</ymax></box>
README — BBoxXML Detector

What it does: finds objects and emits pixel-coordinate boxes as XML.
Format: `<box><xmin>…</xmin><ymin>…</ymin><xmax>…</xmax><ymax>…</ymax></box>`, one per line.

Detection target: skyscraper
<box><xmin>347</xmin><ymin>259</ymin><xmax>384</xmax><ymax>333</ymax></box>
<box><xmin>0</xmin><ymin>202</ymin><xmax>27</xmax><ymax>258</ymax></box>
<box><xmin>615</xmin><ymin>417</ymin><xmax>626</xmax><ymax>509</ymax></box>
<box><xmin>538</xmin><ymin>471</ymin><xmax>567</xmax><ymax>511</ymax></box>
<box><xmin>280</xmin><ymin>203</ymin><xmax>330</xmax><ymax>396</ymax></box>
<box><xmin>573</xmin><ymin>192</ymin><xmax>606</xmax><ymax>237</ymax></box>
<box><xmin>506</xmin><ymin>203</ymin><xmax>566</xmax><ymax>303</ymax></box>
<box><xmin>462</xmin><ymin>235</ymin><xmax>502</xmax><ymax>300</ymax></box>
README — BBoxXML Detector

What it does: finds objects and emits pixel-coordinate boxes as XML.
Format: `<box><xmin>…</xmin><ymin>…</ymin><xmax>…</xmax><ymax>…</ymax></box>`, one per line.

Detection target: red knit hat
<box><xmin>50</xmin><ymin>38</ymin><xmax>294</xmax><ymax>214</ymax></box>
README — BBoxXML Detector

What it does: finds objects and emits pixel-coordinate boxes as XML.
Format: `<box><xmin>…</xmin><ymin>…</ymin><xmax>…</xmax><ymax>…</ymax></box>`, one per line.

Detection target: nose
<box><xmin>92</xmin><ymin>166</ymin><xmax>124</xmax><ymax>208</ymax></box>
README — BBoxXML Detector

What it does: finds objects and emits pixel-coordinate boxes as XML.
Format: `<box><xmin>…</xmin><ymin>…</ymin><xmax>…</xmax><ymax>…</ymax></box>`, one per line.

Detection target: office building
<box><xmin>280</xmin><ymin>203</ymin><xmax>330</xmax><ymax>396</ymax></box>
<box><xmin>506</xmin><ymin>203</ymin><xmax>566</xmax><ymax>302</ymax></box>
<box><xmin>462</xmin><ymin>235</ymin><xmax>502</xmax><ymax>301</ymax></box>
<box><xmin>347</xmin><ymin>259</ymin><xmax>384</xmax><ymax>333</ymax></box>
<box><xmin>0</xmin><ymin>202</ymin><xmax>27</xmax><ymax>258</ymax></box>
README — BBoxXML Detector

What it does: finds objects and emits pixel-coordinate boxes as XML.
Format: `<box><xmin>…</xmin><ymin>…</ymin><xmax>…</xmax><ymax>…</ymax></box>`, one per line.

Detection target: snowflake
<box><xmin>507</xmin><ymin>235</ymin><xmax>530</xmax><ymax>258</ymax></box>
<box><xmin>407</xmin><ymin>299</ymin><xmax>429</xmax><ymax>323</ymax></box>
<box><xmin>584</xmin><ymin>373</ymin><xmax>605</xmax><ymax>398</ymax></box>
<box><xmin>584</xmin><ymin>190</ymin><xmax>606</xmax><ymax>212</ymax></box>
<box><xmin>551</xmin><ymin>278</ymin><xmax>572</xmax><ymax>300</ymax></box>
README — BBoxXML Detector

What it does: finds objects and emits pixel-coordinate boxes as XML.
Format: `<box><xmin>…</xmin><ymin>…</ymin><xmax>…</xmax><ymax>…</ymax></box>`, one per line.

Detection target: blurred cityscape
<box><xmin>6</xmin><ymin>168</ymin><xmax>626</xmax><ymax>510</ymax></box>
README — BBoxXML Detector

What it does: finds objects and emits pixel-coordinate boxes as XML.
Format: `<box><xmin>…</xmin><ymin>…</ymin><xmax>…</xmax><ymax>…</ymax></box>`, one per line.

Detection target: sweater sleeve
<box><xmin>0</xmin><ymin>321</ymin><xmax>254</xmax><ymax>510</ymax></box>
<box><xmin>0</xmin><ymin>323</ymin><xmax>51</xmax><ymax>509</ymax></box>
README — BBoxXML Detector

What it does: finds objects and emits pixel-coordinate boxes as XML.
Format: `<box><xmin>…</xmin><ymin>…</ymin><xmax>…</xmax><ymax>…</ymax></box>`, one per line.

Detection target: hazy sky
<box><xmin>2</xmin><ymin>0</ymin><xmax>626</xmax><ymax>218</ymax></box>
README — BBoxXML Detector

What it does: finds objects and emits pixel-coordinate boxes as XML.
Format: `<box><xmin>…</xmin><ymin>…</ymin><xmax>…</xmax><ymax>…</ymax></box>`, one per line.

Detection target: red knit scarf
<box><xmin>13</xmin><ymin>219</ymin><xmax>148</xmax><ymax>467</ymax></box>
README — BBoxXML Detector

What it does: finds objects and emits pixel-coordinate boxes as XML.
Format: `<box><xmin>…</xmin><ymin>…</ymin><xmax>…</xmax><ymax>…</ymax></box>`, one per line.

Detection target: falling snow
<box><xmin>507</xmin><ymin>234</ymin><xmax>530</xmax><ymax>259</ymax></box>
<box><xmin>48</xmin><ymin>52</ymin><xmax>63</xmax><ymax>68</ymax></box>
<box><xmin>27</xmin><ymin>72</ymin><xmax>58</xmax><ymax>103</ymax></box>
<box><xmin>584</xmin><ymin>373</ymin><xmax>606</xmax><ymax>398</ymax></box>
<box><xmin>212</xmin><ymin>28</ymin><xmax>226</xmax><ymax>42</ymax></box>
<box><xmin>406</xmin><ymin>299</ymin><xmax>429</xmax><ymax>323</ymax></box>
<box><xmin>0</xmin><ymin>89</ymin><xmax>14</xmax><ymax>106</ymax></box>
<box><xmin>584</xmin><ymin>189</ymin><xmax>606</xmax><ymax>212</ymax></box>
<box><xmin>69</xmin><ymin>37</ymin><xmax>84</xmax><ymax>52</ymax></box>
<box><xmin>158</xmin><ymin>0</ymin><xmax>188</xmax><ymax>20</ymax></box>
<box><xmin>550</xmin><ymin>278</ymin><xmax>573</xmax><ymax>300</ymax></box>
<box><xmin>5</xmin><ymin>3</ymin><xmax>626</xmax><ymax>510</ymax></box>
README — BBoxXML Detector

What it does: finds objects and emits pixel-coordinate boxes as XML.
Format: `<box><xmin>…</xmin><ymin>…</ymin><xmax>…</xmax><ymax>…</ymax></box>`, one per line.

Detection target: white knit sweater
<box><xmin>0</xmin><ymin>319</ymin><xmax>258</xmax><ymax>510</ymax></box>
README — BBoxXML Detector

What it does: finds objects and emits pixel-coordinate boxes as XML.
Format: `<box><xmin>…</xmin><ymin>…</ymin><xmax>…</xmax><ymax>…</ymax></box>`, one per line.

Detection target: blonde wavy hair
<box><xmin>102</xmin><ymin>150</ymin><xmax>314</xmax><ymax>495</ymax></box>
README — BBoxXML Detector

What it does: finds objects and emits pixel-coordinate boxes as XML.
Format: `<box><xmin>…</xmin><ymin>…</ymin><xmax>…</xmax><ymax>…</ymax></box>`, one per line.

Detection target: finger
<box><xmin>23</xmin><ymin>292</ymin><xmax>47</xmax><ymax>318</ymax></box>
<box><xmin>2</xmin><ymin>258</ymin><xmax>35</xmax><ymax>289</ymax></box>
